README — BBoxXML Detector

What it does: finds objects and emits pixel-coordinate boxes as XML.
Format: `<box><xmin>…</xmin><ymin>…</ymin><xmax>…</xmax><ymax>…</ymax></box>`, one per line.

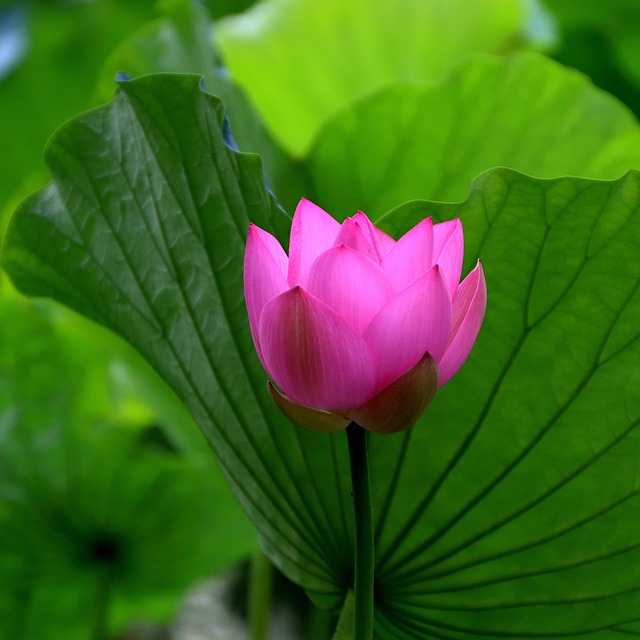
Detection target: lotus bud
<box><xmin>244</xmin><ymin>199</ymin><xmax>486</xmax><ymax>434</ymax></box>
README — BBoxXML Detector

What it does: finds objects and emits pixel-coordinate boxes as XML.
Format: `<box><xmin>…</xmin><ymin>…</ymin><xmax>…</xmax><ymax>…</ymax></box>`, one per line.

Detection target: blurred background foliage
<box><xmin>0</xmin><ymin>280</ymin><xmax>259</xmax><ymax>638</ymax></box>
<box><xmin>2</xmin><ymin>0</ymin><xmax>640</xmax><ymax>638</ymax></box>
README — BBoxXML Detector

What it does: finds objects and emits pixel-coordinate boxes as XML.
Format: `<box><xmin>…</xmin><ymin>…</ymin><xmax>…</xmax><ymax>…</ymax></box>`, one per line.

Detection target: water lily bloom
<box><xmin>244</xmin><ymin>199</ymin><xmax>486</xmax><ymax>434</ymax></box>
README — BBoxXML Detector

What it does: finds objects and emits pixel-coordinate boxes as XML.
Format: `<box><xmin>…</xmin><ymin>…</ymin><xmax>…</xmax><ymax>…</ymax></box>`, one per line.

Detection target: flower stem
<box><xmin>248</xmin><ymin>549</ymin><xmax>273</xmax><ymax>640</ymax></box>
<box><xmin>346</xmin><ymin>423</ymin><xmax>374</xmax><ymax>640</ymax></box>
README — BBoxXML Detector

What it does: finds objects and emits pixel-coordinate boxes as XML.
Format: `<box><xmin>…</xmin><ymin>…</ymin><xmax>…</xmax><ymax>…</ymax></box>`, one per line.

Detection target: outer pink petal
<box><xmin>433</xmin><ymin>219</ymin><xmax>464</xmax><ymax>299</ymax></box>
<box><xmin>333</xmin><ymin>212</ymin><xmax>383</xmax><ymax>263</ymax></box>
<box><xmin>437</xmin><ymin>261</ymin><xmax>487</xmax><ymax>386</ymax></box>
<box><xmin>364</xmin><ymin>266</ymin><xmax>452</xmax><ymax>390</ymax></box>
<box><xmin>381</xmin><ymin>217</ymin><xmax>434</xmax><ymax>292</ymax></box>
<box><xmin>244</xmin><ymin>224</ymin><xmax>289</xmax><ymax>363</ymax></box>
<box><xmin>288</xmin><ymin>199</ymin><xmax>341</xmax><ymax>287</ymax></box>
<box><xmin>259</xmin><ymin>287</ymin><xmax>377</xmax><ymax>410</ymax></box>
<box><xmin>306</xmin><ymin>244</ymin><xmax>394</xmax><ymax>333</ymax></box>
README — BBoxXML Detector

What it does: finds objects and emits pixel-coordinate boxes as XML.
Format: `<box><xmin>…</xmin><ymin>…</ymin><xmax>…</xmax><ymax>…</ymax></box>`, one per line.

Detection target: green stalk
<box><xmin>248</xmin><ymin>549</ymin><xmax>274</xmax><ymax>640</ymax></box>
<box><xmin>346</xmin><ymin>423</ymin><xmax>375</xmax><ymax>640</ymax></box>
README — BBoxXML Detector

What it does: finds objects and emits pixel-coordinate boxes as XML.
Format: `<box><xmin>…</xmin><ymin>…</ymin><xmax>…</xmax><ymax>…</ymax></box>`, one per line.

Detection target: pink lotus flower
<box><xmin>244</xmin><ymin>199</ymin><xmax>486</xmax><ymax>434</ymax></box>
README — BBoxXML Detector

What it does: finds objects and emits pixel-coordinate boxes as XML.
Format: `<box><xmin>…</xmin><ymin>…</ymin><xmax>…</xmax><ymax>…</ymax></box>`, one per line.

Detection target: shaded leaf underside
<box><xmin>2</xmin><ymin>75</ymin><xmax>355</xmax><ymax>599</ymax></box>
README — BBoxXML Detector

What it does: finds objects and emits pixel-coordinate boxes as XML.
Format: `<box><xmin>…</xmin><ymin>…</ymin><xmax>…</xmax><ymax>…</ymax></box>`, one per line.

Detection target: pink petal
<box><xmin>381</xmin><ymin>217</ymin><xmax>434</xmax><ymax>292</ymax></box>
<box><xmin>259</xmin><ymin>287</ymin><xmax>377</xmax><ymax>410</ymax></box>
<box><xmin>333</xmin><ymin>212</ymin><xmax>384</xmax><ymax>263</ymax></box>
<box><xmin>306</xmin><ymin>244</ymin><xmax>394</xmax><ymax>333</ymax></box>
<box><xmin>288</xmin><ymin>199</ymin><xmax>341</xmax><ymax>287</ymax></box>
<box><xmin>438</xmin><ymin>261</ymin><xmax>487</xmax><ymax>386</ymax></box>
<box><xmin>433</xmin><ymin>219</ymin><xmax>464</xmax><ymax>299</ymax></box>
<box><xmin>244</xmin><ymin>224</ymin><xmax>289</xmax><ymax>363</ymax></box>
<box><xmin>364</xmin><ymin>266</ymin><xmax>452</xmax><ymax>390</ymax></box>
<box><xmin>375</xmin><ymin>226</ymin><xmax>396</xmax><ymax>256</ymax></box>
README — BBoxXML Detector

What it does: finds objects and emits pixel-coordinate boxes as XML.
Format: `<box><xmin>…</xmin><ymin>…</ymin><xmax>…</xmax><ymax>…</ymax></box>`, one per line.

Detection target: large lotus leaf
<box><xmin>4</xmin><ymin>74</ymin><xmax>640</xmax><ymax>637</ymax></box>
<box><xmin>369</xmin><ymin>170</ymin><xmax>640</xmax><ymax>637</ymax></box>
<box><xmin>1</xmin><ymin>74</ymin><xmax>352</xmax><ymax>604</ymax></box>
<box><xmin>307</xmin><ymin>52</ymin><xmax>640</xmax><ymax>218</ymax></box>
<box><xmin>215</xmin><ymin>0</ymin><xmax>537</xmax><ymax>155</ymax></box>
